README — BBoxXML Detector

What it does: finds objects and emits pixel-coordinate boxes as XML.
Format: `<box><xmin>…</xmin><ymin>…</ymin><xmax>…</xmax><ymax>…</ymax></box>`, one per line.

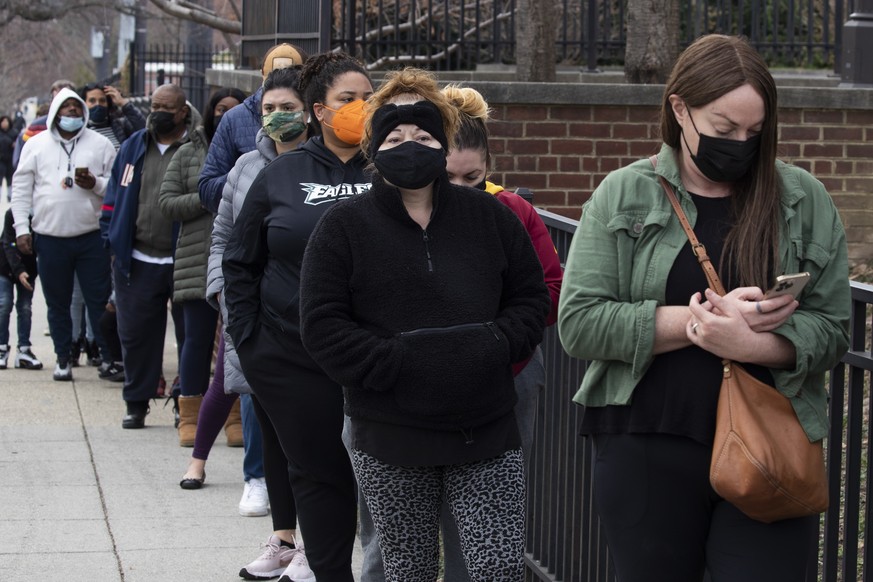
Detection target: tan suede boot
<box><xmin>224</xmin><ymin>398</ymin><xmax>244</xmax><ymax>447</ymax></box>
<box><xmin>177</xmin><ymin>395</ymin><xmax>203</xmax><ymax>448</ymax></box>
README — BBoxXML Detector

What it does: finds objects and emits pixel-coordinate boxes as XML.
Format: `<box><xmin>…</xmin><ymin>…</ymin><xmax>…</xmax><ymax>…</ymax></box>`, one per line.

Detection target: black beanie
<box><xmin>369</xmin><ymin>101</ymin><xmax>448</xmax><ymax>158</ymax></box>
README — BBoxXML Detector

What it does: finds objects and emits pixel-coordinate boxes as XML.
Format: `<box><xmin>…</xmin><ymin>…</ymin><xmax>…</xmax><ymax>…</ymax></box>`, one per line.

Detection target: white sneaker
<box><xmin>239</xmin><ymin>534</ymin><xmax>295</xmax><ymax>580</ymax></box>
<box><xmin>278</xmin><ymin>538</ymin><xmax>316</xmax><ymax>582</ymax></box>
<box><xmin>53</xmin><ymin>360</ymin><xmax>73</xmax><ymax>381</ymax></box>
<box><xmin>15</xmin><ymin>346</ymin><xmax>43</xmax><ymax>370</ymax></box>
<box><xmin>239</xmin><ymin>477</ymin><xmax>270</xmax><ymax>517</ymax></box>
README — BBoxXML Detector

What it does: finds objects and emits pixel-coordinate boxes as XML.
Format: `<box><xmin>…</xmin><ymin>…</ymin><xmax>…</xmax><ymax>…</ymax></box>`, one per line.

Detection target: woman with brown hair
<box><xmin>558</xmin><ymin>34</ymin><xmax>850</xmax><ymax>581</ymax></box>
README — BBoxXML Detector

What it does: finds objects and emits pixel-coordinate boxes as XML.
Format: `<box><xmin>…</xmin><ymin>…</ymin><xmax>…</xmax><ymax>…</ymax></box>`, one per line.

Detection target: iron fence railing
<box><xmin>531</xmin><ymin>208</ymin><xmax>872</xmax><ymax>581</ymax></box>
<box><xmin>128</xmin><ymin>44</ymin><xmax>233</xmax><ymax>116</ymax></box>
<box><xmin>329</xmin><ymin>0</ymin><xmax>852</xmax><ymax>72</ymax></box>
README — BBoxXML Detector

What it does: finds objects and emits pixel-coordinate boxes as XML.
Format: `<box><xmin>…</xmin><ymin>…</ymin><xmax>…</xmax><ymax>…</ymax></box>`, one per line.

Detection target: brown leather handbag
<box><xmin>652</xmin><ymin>160</ymin><xmax>829</xmax><ymax>523</ymax></box>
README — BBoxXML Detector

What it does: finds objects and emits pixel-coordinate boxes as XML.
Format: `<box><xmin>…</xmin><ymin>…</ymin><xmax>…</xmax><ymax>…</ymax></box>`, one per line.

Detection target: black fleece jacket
<box><xmin>299</xmin><ymin>175</ymin><xmax>550</xmax><ymax>432</ymax></box>
<box><xmin>1</xmin><ymin>209</ymin><xmax>37</xmax><ymax>283</ymax></box>
<box><xmin>223</xmin><ymin>136</ymin><xmax>370</xmax><ymax>367</ymax></box>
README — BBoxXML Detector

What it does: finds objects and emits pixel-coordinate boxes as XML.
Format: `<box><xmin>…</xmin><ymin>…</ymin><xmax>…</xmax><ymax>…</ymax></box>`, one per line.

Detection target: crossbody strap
<box><xmin>649</xmin><ymin>156</ymin><xmax>727</xmax><ymax>297</ymax></box>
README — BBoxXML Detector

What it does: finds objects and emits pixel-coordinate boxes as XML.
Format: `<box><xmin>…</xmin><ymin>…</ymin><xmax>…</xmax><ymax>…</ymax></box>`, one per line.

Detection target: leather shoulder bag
<box><xmin>651</xmin><ymin>157</ymin><xmax>828</xmax><ymax>523</ymax></box>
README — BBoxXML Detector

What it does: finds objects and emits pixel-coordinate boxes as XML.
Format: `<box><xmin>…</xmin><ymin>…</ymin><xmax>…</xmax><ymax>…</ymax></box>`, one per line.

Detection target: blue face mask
<box><xmin>58</xmin><ymin>116</ymin><xmax>85</xmax><ymax>133</ymax></box>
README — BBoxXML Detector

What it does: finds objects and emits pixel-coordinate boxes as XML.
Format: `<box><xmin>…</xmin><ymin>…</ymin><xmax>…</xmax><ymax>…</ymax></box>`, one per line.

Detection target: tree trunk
<box><xmin>516</xmin><ymin>0</ymin><xmax>558</xmax><ymax>82</ymax></box>
<box><xmin>624</xmin><ymin>0</ymin><xmax>680</xmax><ymax>84</ymax></box>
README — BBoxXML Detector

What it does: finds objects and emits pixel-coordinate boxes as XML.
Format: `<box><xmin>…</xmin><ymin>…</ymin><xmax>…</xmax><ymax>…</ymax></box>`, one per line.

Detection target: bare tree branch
<box><xmin>0</xmin><ymin>0</ymin><xmax>127</xmax><ymax>26</ymax></box>
<box><xmin>359</xmin><ymin>10</ymin><xmax>514</xmax><ymax>70</ymax></box>
<box><xmin>147</xmin><ymin>0</ymin><xmax>240</xmax><ymax>34</ymax></box>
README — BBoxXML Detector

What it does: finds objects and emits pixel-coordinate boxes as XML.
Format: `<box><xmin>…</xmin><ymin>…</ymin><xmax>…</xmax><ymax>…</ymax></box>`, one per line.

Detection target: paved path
<box><xmin>0</xmin><ymin>197</ymin><xmax>363</xmax><ymax>581</ymax></box>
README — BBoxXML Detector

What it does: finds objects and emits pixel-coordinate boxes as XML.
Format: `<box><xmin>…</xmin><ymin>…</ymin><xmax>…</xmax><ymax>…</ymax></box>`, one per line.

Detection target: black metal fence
<box><xmin>127</xmin><ymin>43</ymin><xmax>234</xmax><ymax>116</ymax></box>
<box><xmin>331</xmin><ymin>0</ymin><xmax>853</xmax><ymax>72</ymax></box>
<box><xmin>530</xmin><ymin>209</ymin><xmax>872</xmax><ymax>582</ymax></box>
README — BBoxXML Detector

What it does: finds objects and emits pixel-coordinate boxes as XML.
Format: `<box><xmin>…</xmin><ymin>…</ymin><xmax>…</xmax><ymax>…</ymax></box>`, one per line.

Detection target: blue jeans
<box><xmin>0</xmin><ymin>275</ymin><xmax>34</xmax><ymax>348</ymax></box>
<box><xmin>70</xmin><ymin>275</ymin><xmax>94</xmax><ymax>342</ymax></box>
<box><xmin>34</xmin><ymin>231</ymin><xmax>111</xmax><ymax>362</ymax></box>
<box><xmin>178</xmin><ymin>299</ymin><xmax>218</xmax><ymax>397</ymax></box>
<box><xmin>240</xmin><ymin>394</ymin><xmax>265</xmax><ymax>481</ymax></box>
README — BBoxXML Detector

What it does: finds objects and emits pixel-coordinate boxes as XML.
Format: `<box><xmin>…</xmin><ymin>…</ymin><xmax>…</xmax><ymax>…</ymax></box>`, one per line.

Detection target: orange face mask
<box><xmin>321</xmin><ymin>99</ymin><xmax>366</xmax><ymax>145</ymax></box>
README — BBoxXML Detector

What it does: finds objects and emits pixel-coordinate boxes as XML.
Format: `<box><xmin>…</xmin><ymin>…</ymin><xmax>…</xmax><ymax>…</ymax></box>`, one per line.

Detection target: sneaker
<box><xmin>0</xmin><ymin>345</ymin><xmax>8</xmax><ymax>369</ymax></box>
<box><xmin>15</xmin><ymin>347</ymin><xmax>43</xmax><ymax>370</ymax></box>
<box><xmin>98</xmin><ymin>361</ymin><xmax>125</xmax><ymax>382</ymax></box>
<box><xmin>53</xmin><ymin>359</ymin><xmax>73</xmax><ymax>381</ymax></box>
<box><xmin>239</xmin><ymin>535</ymin><xmax>296</xmax><ymax>580</ymax></box>
<box><xmin>278</xmin><ymin>539</ymin><xmax>315</xmax><ymax>582</ymax></box>
<box><xmin>238</xmin><ymin>477</ymin><xmax>270</xmax><ymax>517</ymax></box>
<box><xmin>86</xmin><ymin>339</ymin><xmax>101</xmax><ymax>366</ymax></box>
<box><xmin>70</xmin><ymin>337</ymin><xmax>83</xmax><ymax>367</ymax></box>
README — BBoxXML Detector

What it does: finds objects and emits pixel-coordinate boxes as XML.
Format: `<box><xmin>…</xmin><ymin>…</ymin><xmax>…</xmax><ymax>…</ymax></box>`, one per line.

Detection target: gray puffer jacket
<box><xmin>206</xmin><ymin>129</ymin><xmax>280</xmax><ymax>394</ymax></box>
<box><xmin>159</xmin><ymin>126</ymin><xmax>212</xmax><ymax>302</ymax></box>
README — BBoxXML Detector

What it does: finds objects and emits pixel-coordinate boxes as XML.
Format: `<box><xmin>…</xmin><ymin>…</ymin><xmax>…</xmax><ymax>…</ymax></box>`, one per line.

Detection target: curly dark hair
<box><xmin>298</xmin><ymin>52</ymin><xmax>370</xmax><ymax>130</ymax></box>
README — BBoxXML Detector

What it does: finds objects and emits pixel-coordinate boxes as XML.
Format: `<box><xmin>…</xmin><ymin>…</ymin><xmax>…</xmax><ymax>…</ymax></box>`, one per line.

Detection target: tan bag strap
<box><xmin>649</xmin><ymin>156</ymin><xmax>727</xmax><ymax>297</ymax></box>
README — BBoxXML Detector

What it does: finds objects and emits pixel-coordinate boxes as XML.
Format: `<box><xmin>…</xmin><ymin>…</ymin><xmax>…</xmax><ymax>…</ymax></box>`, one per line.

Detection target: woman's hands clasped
<box><xmin>686</xmin><ymin>287</ymin><xmax>797</xmax><ymax>362</ymax></box>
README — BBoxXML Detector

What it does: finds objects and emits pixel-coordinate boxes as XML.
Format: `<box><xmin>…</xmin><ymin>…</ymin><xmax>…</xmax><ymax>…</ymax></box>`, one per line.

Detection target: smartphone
<box><xmin>764</xmin><ymin>272</ymin><xmax>810</xmax><ymax>300</ymax></box>
<box><xmin>75</xmin><ymin>167</ymin><xmax>88</xmax><ymax>177</ymax></box>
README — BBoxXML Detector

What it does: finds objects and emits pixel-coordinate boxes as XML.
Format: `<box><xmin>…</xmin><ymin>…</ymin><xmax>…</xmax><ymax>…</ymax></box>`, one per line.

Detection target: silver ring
<box><xmin>691</xmin><ymin>322</ymin><xmax>699</xmax><ymax>334</ymax></box>
<box><xmin>755</xmin><ymin>301</ymin><xmax>763</xmax><ymax>314</ymax></box>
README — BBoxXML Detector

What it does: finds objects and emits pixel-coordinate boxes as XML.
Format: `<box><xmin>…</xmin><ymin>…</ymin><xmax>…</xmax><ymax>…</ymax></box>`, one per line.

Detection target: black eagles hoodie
<box><xmin>223</xmin><ymin>136</ymin><xmax>370</xmax><ymax>366</ymax></box>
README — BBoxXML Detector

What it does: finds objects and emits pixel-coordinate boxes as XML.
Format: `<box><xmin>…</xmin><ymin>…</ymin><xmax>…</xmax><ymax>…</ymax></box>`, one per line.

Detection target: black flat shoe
<box><xmin>180</xmin><ymin>472</ymin><xmax>205</xmax><ymax>490</ymax></box>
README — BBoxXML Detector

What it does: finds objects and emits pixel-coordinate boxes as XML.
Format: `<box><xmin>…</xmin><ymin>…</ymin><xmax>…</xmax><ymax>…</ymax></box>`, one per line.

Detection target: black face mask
<box><xmin>685</xmin><ymin>112</ymin><xmax>761</xmax><ymax>183</ymax></box>
<box><xmin>151</xmin><ymin>111</ymin><xmax>179</xmax><ymax>136</ymax></box>
<box><xmin>89</xmin><ymin>105</ymin><xmax>108</xmax><ymax>125</ymax></box>
<box><xmin>374</xmin><ymin>141</ymin><xmax>446</xmax><ymax>189</ymax></box>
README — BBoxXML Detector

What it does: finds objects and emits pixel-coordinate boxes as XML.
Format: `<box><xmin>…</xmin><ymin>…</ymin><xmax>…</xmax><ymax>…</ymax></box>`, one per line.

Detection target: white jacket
<box><xmin>11</xmin><ymin>88</ymin><xmax>117</xmax><ymax>238</ymax></box>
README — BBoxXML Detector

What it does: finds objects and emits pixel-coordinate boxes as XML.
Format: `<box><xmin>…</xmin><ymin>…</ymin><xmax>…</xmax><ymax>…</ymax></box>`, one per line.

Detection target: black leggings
<box><xmin>249</xmin><ymin>393</ymin><xmax>298</xmax><ymax>532</ymax></box>
<box><xmin>237</xmin><ymin>323</ymin><xmax>357</xmax><ymax>582</ymax></box>
<box><xmin>591</xmin><ymin>433</ymin><xmax>819</xmax><ymax>582</ymax></box>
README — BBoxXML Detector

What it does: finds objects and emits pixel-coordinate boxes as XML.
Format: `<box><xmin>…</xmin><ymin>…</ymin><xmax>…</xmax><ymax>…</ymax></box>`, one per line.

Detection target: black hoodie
<box><xmin>223</xmin><ymin>136</ymin><xmax>370</xmax><ymax>365</ymax></box>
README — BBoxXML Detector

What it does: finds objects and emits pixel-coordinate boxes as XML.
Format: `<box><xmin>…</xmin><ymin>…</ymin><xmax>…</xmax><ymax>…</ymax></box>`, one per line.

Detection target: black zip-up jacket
<box><xmin>1</xmin><ymin>209</ymin><xmax>37</xmax><ymax>283</ymax></box>
<box><xmin>223</xmin><ymin>136</ymin><xmax>370</xmax><ymax>366</ymax></box>
<box><xmin>299</xmin><ymin>175</ymin><xmax>550</xmax><ymax>433</ymax></box>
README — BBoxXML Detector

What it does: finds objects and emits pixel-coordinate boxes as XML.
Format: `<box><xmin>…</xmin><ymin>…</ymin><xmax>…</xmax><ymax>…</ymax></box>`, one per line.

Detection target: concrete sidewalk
<box><xmin>0</xmin><ymin>196</ymin><xmax>363</xmax><ymax>581</ymax></box>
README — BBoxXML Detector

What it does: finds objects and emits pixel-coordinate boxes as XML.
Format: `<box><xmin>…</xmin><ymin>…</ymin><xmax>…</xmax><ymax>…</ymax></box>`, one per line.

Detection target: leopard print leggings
<box><xmin>351</xmin><ymin>448</ymin><xmax>525</xmax><ymax>582</ymax></box>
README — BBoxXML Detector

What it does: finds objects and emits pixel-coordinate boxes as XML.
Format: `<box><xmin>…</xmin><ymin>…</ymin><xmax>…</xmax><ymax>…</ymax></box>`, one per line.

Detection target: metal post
<box><xmin>585</xmin><ymin>0</ymin><xmax>600</xmax><ymax>73</ymax></box>
<box><xmin>839</xmin><ymin>0</ymin><xmax>873</xmax><ymax>87</ymax></box>
<box><xmin>134</xmin><ymin>0</ymin><xmax>147</xmax><ymax>96</ymax></box>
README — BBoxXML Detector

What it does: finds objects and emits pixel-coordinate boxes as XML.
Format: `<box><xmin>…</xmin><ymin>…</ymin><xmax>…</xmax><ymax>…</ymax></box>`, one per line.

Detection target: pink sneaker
<box><xmin>278</xmin><ymin>537</ymin><xmax>315</xmax><ymax>582</ymax></box>
<box><xmin>239</xmin><ymin>535</ymin><xmax>296</xmax><ymax>580</ymax></box>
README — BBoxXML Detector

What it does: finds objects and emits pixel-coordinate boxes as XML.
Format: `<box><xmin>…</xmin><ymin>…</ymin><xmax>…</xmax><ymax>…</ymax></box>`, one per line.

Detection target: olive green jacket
<box><xmin>158</xmin><ymin>127</ymin><xmax>212</xmax><ymax>302</ymax></box>
<box><xmin>557</xmin><ymin>144</ymin><xmax>850</xmax><ymax>442</ymax></box>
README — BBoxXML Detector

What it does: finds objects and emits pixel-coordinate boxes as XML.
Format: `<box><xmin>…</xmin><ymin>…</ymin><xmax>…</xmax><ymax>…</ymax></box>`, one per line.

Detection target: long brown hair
<box><xmin>660</xmin><ymin>34</ymin><xmax>780</xmax><ymax>289</ymax></box>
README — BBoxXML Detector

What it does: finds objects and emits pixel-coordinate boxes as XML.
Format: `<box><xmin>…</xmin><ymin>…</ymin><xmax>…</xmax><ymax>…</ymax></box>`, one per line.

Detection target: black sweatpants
<box><xmin>591</xmin><ymin>433</ymin><xmax>819</xmax><ymax>582</ymax></box>
<box><xmin>237</xmin><ymin>322</ymin><xmax>357</xmax><ymax>582</ymax></box>
<box><xmin>114</xmin><ymin>260</ymin><xmax>173</xmax><ymax>403</ymax></box>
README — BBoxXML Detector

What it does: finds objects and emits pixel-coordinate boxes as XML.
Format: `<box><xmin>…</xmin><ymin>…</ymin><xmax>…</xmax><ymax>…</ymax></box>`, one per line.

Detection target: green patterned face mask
<box><xmin>262</xmin><ymin>110</ymin><xmax>307</xmax><ymax>143</ymax></box>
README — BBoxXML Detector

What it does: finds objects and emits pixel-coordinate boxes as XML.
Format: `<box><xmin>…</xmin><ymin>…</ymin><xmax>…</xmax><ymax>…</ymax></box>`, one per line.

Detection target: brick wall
<box><xmin>477</xmin><ymin>90</ymin><xmax>873</xmax><ymax>265</ymax></box>
<box><xmin>205</xmin><ymin>68</ymin><xmax>873</xmax><ymax>264</ymax></box>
